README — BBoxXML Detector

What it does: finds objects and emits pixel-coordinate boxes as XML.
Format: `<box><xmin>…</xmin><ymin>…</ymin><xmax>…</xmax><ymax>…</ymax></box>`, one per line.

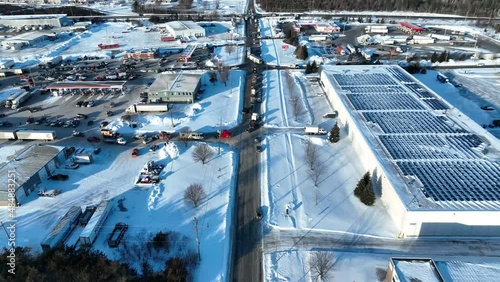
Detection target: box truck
<box><xmin>304</xmin><ymin>126</ymin><xmax>327</xmax><ymax>135</ymax></box>
<box><xmin>125</xmin><ymin>104</ymin><xmax>169</xmax><ymax>113</ymax></box>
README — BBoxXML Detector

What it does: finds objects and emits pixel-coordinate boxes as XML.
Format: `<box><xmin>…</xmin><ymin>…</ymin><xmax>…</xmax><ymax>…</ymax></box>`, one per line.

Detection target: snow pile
<box><xmin>164</xmin><ymin>142</ymin><xmax>179</xmax><ymax>160</ymax></box>
<box><xmin>184</xmin><ymin>103</ymin><xmax>202</xmax><ymax>117</ymax></box>
<box><xmin>308</xmin><ymin>55</ymin><xmax>323</xmax><ymax>65</ymax></box>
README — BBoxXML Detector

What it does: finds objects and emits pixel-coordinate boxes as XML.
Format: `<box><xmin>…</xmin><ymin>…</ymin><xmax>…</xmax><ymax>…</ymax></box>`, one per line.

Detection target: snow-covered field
<box><xmin>260</xmin><ymin>70</ymin><xmax>398</xmax><ymax>234</ymax></box>
<box><xmin>107</xmin><ymin>70</ymin><xmax>244</xmax><ymax>134</ymax></box>
<box><xmin>213</xmin><ymin>45</ymin><xmax>246</xmax><ymax>66</ymax></box>
<box><xmin>0</xmin><ymin>141</ymin><xmax>237</xmax><ymax>281</ymax></box>
<box><xmin>413</xmin><ymin>69</ymin><xmax>500</xmax><ymax>138</ymax></box>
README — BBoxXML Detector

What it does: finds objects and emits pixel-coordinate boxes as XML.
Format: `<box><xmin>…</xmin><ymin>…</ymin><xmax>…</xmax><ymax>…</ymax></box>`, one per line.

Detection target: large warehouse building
<box><xmin>320</xmin><ymin>65</ymin><xmax>500</xmax><ymax>237</ymax></box>
<box><xmin>147</xmin><ymin>72</ymin><xmax>201</xmax><ymax>103</ymax></box>
<box><xmin>0</xmin><ymin>14</ymin><xmax>71</xmax><ymax>28</ymax></box>
<box><xmin>1</xmin><ymin>32</ymin><xmax>49</xmax><ymax>50</ymax></box>
<box><xmin>0</xmin><ymin>144</ymin><xmax>70</xmax><ymax>205</ymax></box>
<box><xmin>164</xmin><ymin>21</ymin><xmax>206</xmax><ymax>38</ymax></box>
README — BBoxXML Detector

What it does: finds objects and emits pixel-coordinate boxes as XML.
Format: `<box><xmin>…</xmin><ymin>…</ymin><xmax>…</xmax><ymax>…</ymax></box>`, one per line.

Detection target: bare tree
<box><xmin>309</xmin><ymin>251</ymin><xmax>334</xmax><ymax>281</ymax></box>
<box><xmin>192</xmin><ymin>143</ymin><xmax>214</xmax><ymax>164</ymax></box>
<box><xmin>290</xmin><ymin>93</ymin><xmax>303</xmax><ymax>121</ymax></box>
<box><xmin>376</xmin><ymin>267</ymin><xmax>388</xmax><ymax>282</ymax></box>
<box><xmin>224</xmin><ymin>44</ymin><xmax>236</xmax><ymax>55</ymax></box>
<box><xmin>219</xmin><ymin>67</ymin><xmax>229</xmax><ymax>86</ymax></box>
<box><xmin>184</xmin><ymin>183</ymin><xmax>206</xmax><ymax>208</ymax></box>
<box><xmin>305</xmin><ymin>140</ymin><xmax>319</xmax><ymax>170</ymax></box>
<box><xmin>215</xmin><ymin>0</ymin><xmax>221</xmax><ymax>9</ymax></box>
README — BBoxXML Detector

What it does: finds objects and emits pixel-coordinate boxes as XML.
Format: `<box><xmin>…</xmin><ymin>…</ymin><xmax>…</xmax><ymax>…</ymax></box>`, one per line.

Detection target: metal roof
<box><xmin>46</xmin><ymin>81</ymin><xmax>127</xmax><ymax>90</ymax></box>
<box><xmin>0</xmin><ymin>144</ymin><xmax>64</xmax><ymax>193</ymax></box>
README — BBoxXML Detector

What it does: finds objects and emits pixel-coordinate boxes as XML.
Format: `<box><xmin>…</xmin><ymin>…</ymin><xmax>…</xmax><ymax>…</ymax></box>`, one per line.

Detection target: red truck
<box><xmin>218</xmin><ymin>130</ymin><xmax>233</xmax><ymax>138</ymax></box>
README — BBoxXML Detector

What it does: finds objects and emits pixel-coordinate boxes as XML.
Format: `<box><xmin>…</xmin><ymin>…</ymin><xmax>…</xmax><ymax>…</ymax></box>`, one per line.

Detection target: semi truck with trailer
<box><xmin>8</xmin><ymin>130</ymin><xmax>56</xmax><ymax>141</ymax></box>
<box><xmin>125</xmin><ymin>104</ymin><xmax>169</xmax><ymax>113</ymax></box>
<box><xmin>364</xmin><ymin>25</ymin><xmax>389</xmax><ymax>34</ymax></box>
<box><xmin>304</xmin><ymin>126</ymin><xmax>327</xmax><ymax>135</ymax></box>
<box><xmin>11</xmin><ymin>89</ymin><xmax>35</xmax><ymax>109</ymax></box>
<box><xmin>0</xmin><ymin>131</ymin><xmax>17</xmax><ymax>140</ymax></box>
<box><xmin>179</xmin><ymin>131</ymin><xmax>204</xmax><ymax>140</ymax></box>
<box><xmin>429</xmin><ymin>34</ymin><xmax>452</xmax><ymax>41</ymax></box>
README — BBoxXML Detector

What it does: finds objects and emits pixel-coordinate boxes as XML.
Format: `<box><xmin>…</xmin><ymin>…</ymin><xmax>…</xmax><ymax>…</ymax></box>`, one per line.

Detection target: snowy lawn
<box><xmin>264</xmin><ymin>250</ymin><xmax>390</xmax><ymax>282</ymax></box>
<box><xmin>108</xmin><ymin>70</ymin><xmax>244</xmax><ymax>134</ymax></box>
<box><xmin>260</xmin><ymin>39</ymin><xmax>304</xmax><ymax>67</ymax></box>
<box><xmin>260</xmin><ymin>70</ymin><xmax>397</xmax><ymax>236</ymax></box>
<box><xmin>213</xmin><ymin>45</ymin><xmax>246</xmax><ymax>66</ymax></box>
<box><xmin>0</xmin><ymin>141</ymin><xmax>237</xmax><ymax>281</ymax></box>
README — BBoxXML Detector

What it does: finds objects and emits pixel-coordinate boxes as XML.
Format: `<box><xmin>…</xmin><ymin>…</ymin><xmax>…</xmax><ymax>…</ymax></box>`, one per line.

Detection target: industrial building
<box><xmin>320</xmin><ymin>65</ymin><xmax>500</xmax><ymax>237</ymax></box>
<box><xmin>164</xmin><ymin>21</ymin><xmax>206</xmax><ymax>38</ymax></box>
<box><xmin>124</xmin><ymin>48</ymin><xmax>158</xmax><ymax>60</ymax></box>
<box><xmin>398</xmin><ymin>22</ymin><xmax>425</xmax><ymax>34</ymax></box>
<box><xmin>148</xmin><ymin>72</ymin><xmax>202</xmax><ymax>103</ymax></box>
<box><xmin>0</xmin><ymin>144</ymin><xmax>70</xmax><ymax>205</ymax></box>
<box><xmin>46</xmin><ymin>81</ymin><xmax>128</xmax><ymax>95</ymax></box>
<box><xmin>385</xmin><ymin>257</ymin><xmax>500</xmax><ymax>281</ymax></box>
<box><xmin>0</xmin><ymin>14</ymin><xmax>71</xmax><ymax>28</ymax></box>
<box><xmin>1</xmin><ymin>32</ymin><xmax>49</xmax><ymax>50</ymax></box>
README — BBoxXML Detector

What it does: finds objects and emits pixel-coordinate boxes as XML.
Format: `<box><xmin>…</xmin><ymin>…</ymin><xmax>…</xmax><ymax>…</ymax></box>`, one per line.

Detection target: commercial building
<box><xmin>0</xmin><ymin>144</ymin><xmax>70</xmax><ymax>205</ymax></box>
<box><xmin>385</xmin><ymin>258</ymin><xmax>500</xmax><ymax>282</ymax></box>
<box><xmin>320</xmin><ymin>65</ymin><xmax>500</xmax><ymax>237</ymax></box>
<box><xmin>124</xmin><ymin>49</ymin><xmax>158</xmax><ymax>60</ymax></box>
<box><xmin>164</xmin><ymin>21</ymin><xmax>206</xmax><ymax>38</ymax></box>
<box><xmin>1</xmin><ymin>32</ymin><xmax>49</xmax><ymax>50</ymax></box>
<box><xmin>0</xmin><ymin>14</ymin><xmax>70</xmax><ymax>28</ymax></box>
<box><xmin>398</xmin><ymin>22</ymin><xmax>425</xmax><ymax>34</ymax></box>
<box><xmin>46</xmin><ymin>81</ymin><xmax>128</xmax><ymax>95</ymax></box>
<box><xmin>148</xmin><ymin>72</ymin><xmax>202</xmax><ymax>103</ymax></box>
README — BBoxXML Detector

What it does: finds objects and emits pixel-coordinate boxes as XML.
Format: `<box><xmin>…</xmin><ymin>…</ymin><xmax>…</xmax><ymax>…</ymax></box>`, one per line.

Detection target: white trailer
<box><xmin>126</xmin><ymin>104</ymin><xmax>169</xmax><ymax>113</ymax></box>
<box><xmin>15</xmin><ymin>130</ymin><xmax>56</xmax><ymax>141</ymax></box>
<box><xmin>40</xmin><ymin>206</ymin><xmax>82</xmax><ymax>252</ymax></box>
<box><xmin>0</xmin><ymin>131</ymin><xmax>16</xmax><ymax>140</ymax></box>
<box><xmin>346</xmin><ymin>44</ymin><xmax>356</xmax><ymax>54</ymax></box>
<box><xmin>79</xmin><ymin>200</ymin><xmax>112</xmax><ymax>247</ymax></box>
<box><xmin>365</xmin><ymin>26</ymin><xmax>389</xmax><ymax>34</ymax></box>
<box><xmin>247</xmin><ymin>53</ymin><xmax>263</xmax><ymax>64</ymax></box>
<box><xmin>309</xmin><ymin>35</ymin><xmax>328</xmax><ymax>42</ymax></box>
<box><xmin>4</xmin><ymin>89</ymin><xmax>26</xmax><ymax>108</ymax></box>
<box><xmin>72</xmin><ymin>153</ymin><xmax>93</xmax><ymax>164</ymax></box>
<box><xmin>429</xmin><ymin>33</ymin><xmax>451</xmax><ymax>41</ymax></box>
<box><xmin>304</xmin><ymin>126</ymin><xmax>327</xmax><ymax>135</ymax></box>
<box><xmin>409</xmin><ymin>36</ymin><xmax>435</xmax><ymax>44</ymax></box>
<box><xmin>47</xmin><ymin>56</ymin><xmax>62</xmax><ymax>67</ymax></box>
<box><xmin>11</xmin><ymin>90</ymin><xmax>33</xmax><ymax>109</ymax></box>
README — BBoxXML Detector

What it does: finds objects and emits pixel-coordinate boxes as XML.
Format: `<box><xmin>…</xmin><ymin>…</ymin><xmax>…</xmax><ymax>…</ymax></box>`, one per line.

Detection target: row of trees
<box><xmin>283</xmin><ymin>70</ymin><xmax>304</xmax><ymax>121</ymax></box>
<box><xmin>256</xmin><ymin>0</ymin><xmax>500</xmax><ymax>17</ymax></box>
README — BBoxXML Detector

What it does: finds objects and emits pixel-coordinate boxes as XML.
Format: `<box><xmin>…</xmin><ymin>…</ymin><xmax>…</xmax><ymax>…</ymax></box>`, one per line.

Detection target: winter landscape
<box><xmin>0</xmin><ymin>0</ymin><xmax>500</xmax><ymax>281</ymax></box>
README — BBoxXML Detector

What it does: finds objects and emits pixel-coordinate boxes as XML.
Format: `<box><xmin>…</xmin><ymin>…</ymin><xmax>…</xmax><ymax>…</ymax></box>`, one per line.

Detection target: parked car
<box><xmin>87</xmin><ymin>136</ymin><xmax>101</xmax><ymax>143</ymax></box>
<box><xmin>149</xmin><ymin>144</ymin><xmax>159</xmax><ymax>152</ymax></box>
<box><xmin>28</xmin><ymin>106</ymin><xmax>43</xmax><ymax>113</ymax></box>
<box><xmin>87</xmin><ymin>120</ymin><xmax>94</xmax><ymax>126</ymax></box>
<box><xmin>49</xmin><ymin>174</ymin><xmax>69</xmax><ymax>181</ymax></box>
<box><xmin>72</xmin><ymin>119</ymin><xmax>80</xmax><ymax>127</ymax></box>
<box><xmin>0</xmin><ymin>121</ymin><xmax>12</xmax><ymax>127</ymax></box>
<box><xmin>132</xmin><ymin>148</ymin><xmax>139</xmax><ymax>157</ymax></box>
<box><xmin>82</xmin><ymin>101</ymin><xmax>89</xmax><ymax>107</ymax></box>
<box><xmin>76</xmin><ymin>101</ymin><xmax>84</xmax><ymax>107</ymax></box>
<box><xmin>106</xmin><ymin>110</ymin><xmax>113</xmax><ymax>117</ymax></box>
<box><xmin>142</xmin><ymin>137</ymin><xmax>153</xmax><ymax>144</ymax></box>
<box><xmin>134</xmin><ymin>133</ymin><xmax>146</xmax><ymax>139</ymax></box>
<box><xmin>87</xmin><ymin>100</ymin><xmax>95</xmax><ymax>107</ymax></box>
<box><xmin>117</xmin><ymin>137</ymin><xmax>127</xmax><ymax>145</ymax></box>
<box><xmin>94</xmin><ymin>148</ymin><xmax>101</xmax><ymax>154</ymax></box>
<box><xmin>73</xmin><ymin>131</ymin><xmax>85</xmax><ymax>137</ymax></box>
<box><xmin>256</xmin><ymin>145</ymin><xmax>262</xmax><ymax>153</ymax></box>
<box><xmin>35</xmin><ymin>116</ymin><xmax>47</xmax><ymax>125</ymax></box>
<box><xmin>64</xmin><ymin>163</ymin><xmax>79</xmax><ymax>169</ymax></box>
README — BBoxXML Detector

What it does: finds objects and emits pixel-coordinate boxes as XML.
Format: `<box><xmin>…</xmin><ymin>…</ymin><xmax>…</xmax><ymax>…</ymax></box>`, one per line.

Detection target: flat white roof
<box><xmin>322</xmin><ymin>65</ymin><xmax>500</xmax><ymax>211</ymax></box>
<box><xmin>41</xmin><ymin>206</ymin><xmax>82</xmax><ymax>247</ymax></box>
<box><xmin>149</xmin><ymin>72</ymin><xmax>201</xmax><ymax>93</ymax></box>
<box><xmin>0</xmin><ymin>14</ymin><xmax>67</xmax><ymax>20</ymax></box>
<box><xmin>4</xmin><ymin>32</ymin><xmax>48</xmax><ymax>42</ymax></box>
<box><xmin>165</xmin><ymin>21</ymin><xmax>204</xmax><ymax>31</ymax></box>
<box><xmin>393</xmin><ymin>259</ymin><xmax>443</xmax><ymax>282</ymax></box>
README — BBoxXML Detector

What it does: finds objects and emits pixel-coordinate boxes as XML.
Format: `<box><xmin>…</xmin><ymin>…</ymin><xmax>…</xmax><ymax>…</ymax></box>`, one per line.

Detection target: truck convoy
<box><xmin>0</xmin><ymin>130</ymin><xmax>56</xmax><ymax>140</ymax></box>
<box><xmin>125</xmin><ymin>104</ymin><xmax>169</xmax><ymax>113</ymax></box>
<box><xmin>304</xmin><ymin>126</ymin><xmax>327</xmax><ymax>135</ymax></box>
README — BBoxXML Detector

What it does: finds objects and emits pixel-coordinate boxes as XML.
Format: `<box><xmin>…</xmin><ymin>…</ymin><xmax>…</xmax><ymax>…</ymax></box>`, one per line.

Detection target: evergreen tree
<box><xmin>305</xmin><ymin>62</ymin><xmax>312</xmax><ymax>74</ymax></box>
<box><xmin>431</xmin><ymin>52</ymin><xmax>438</xmax><ymax>63</ymax></box>
<box><xmin>329</xmin><ymin>122</ymin><xmax>340</xmax><ymax>143</ymax></box>
<box><xmin>438</xmin><ymin>51</ymin><xmax>448</xmax><ymax>63</ymax></box>
<box><xmin>311</xmin><ymin>60</ymin><xmax>317</xmax><ymax>72</ymax></box>
<box><xmin>354</xmin><ymin>172</ymin><xmax>375</xmax><ymax>206</ymax></box>
<box><xmin>132</xmin><ymin>0</ymin><xmax>140</xmax><ymax>12</ymax></box>
<box><xmin>294</xmin><ymin>45</ymin><xmax>309</xmax><ymax>60</ymax></box>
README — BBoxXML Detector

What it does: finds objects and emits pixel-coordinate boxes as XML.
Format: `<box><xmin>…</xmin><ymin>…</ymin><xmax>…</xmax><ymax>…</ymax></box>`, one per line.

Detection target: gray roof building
<box><xmin>148</xmin><ymin>72</ymin><xmax>202</xmax><ymax>103</ymax></box>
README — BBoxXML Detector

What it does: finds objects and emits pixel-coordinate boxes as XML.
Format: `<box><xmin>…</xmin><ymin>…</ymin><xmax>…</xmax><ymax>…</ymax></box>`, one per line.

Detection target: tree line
<box><xmin>256</xmin><ymin>0</ymin><xmax>500</xmax><ymax>17</ymax></box>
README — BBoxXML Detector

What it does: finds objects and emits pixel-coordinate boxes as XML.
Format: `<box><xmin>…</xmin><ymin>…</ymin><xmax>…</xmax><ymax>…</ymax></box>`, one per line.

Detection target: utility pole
<box><xmin>218</xmin><ymin>116</ymin><xmax>222</xmax><ymax>155</ymax></box>
<box><xmin>170</xmin><ymin>104</ymin><xmax>175</xmax><ymax>128</ymax></box>
<box><xmin>0</xmin><ymin>222</ymin><xmax>10</xmax><ymax>238</ymax></box>
<box><xmin>194</xmin><ymin>217</ymin><xmax>201</xmax><ymax>261</ymax></box>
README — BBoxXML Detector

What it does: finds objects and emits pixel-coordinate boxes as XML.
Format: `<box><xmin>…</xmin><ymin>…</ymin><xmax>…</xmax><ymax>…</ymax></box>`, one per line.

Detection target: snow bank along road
<box><xmin>263</xmin><ymin>225</ymin><xmax>500</xmax><ymax>258</ymax></box>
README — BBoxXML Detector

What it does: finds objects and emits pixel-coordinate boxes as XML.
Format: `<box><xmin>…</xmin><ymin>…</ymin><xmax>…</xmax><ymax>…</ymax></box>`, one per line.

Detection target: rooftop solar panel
<box><xmin>347</xmin><ymin>94</ymin><xmax>426</xmax><ymax>110</ymax></box>
<box><xmin>363</xmin><ymin>111</ymin><xmax>458</xmax><ymax>134</ymax></box>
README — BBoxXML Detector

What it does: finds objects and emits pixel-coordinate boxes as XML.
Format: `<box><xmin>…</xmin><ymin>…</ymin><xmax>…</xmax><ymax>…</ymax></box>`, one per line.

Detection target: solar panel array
<box><xmin>329</xmin><ymin>66</ymin><xmax>499</xmax><ymax>204</ymax></box>
<box><xmin>347</xmin><ymin>94</ymin><xmax>425</xmax><ymax>110</ymax></box>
